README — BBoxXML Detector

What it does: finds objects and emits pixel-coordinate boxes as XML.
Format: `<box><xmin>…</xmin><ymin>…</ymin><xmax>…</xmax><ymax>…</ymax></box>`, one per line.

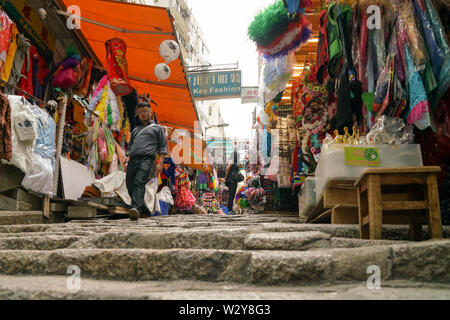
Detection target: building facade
<box><xmin>117</xmin><ymin>0</ymin><xmax>224</xmax><ymax>140</ymax></box>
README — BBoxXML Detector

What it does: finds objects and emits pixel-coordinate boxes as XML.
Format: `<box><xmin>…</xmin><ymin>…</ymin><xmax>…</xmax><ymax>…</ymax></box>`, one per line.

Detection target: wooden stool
<box><xmin>354</xmin><ymin>167</ymin><xmax>443</xmax><ymax>241</ymax></box>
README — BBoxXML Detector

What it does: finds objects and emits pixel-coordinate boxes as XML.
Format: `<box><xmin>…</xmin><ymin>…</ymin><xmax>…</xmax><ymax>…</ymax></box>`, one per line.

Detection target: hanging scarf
<box><xmin>404</xmin><ymin>46</ymin><xmax>431</xmax><ymax>130</ymax></box>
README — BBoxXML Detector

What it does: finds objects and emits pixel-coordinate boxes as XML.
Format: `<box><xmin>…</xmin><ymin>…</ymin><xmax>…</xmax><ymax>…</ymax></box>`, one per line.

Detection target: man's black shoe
<box><xmin>129</xmin><ymin>208</ymin><xmax>139</xmax><ymax>221</ymax></box>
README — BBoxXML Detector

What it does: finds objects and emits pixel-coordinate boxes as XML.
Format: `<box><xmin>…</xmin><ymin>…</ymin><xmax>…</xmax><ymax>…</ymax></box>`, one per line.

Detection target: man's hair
<box><xmin>136</xmin><ymin>103</ymin><xmax>151</xmax><ymax>110</ymax></box>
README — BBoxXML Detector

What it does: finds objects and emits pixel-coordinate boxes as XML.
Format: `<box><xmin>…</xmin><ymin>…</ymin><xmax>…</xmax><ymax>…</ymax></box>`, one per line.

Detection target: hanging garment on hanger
<box><xmin>21</xmin><ymin>104</ymin><xmax>56</xmax><ymax>196</ymax></box>
<box><xmin>18</xmin><ymin>45</ymin><xmax>37</xmax><ymax>95</ymax></box>
<box><xmin>0</xmin><ymin>10</ymin><xmax>13</xmax><ymax>72</ymax></box>
<box><xmin>404</xmin><ymin>46</ymin><xmax>431</xmax><ymax>130</ymax></box>
<box><xmin>5</xmin><ymin>34</ymin><xmax>31</xmax><ymax>94</ymax></box>
<box><xmin>1</xmin><ymin>23</ymin><xmax>18</xmax><ymax>82</ymax></box>
<box><xmin>413</xmin><ymin>0</ymin><xmax>445</xmax><ymax>82</ymax></box>
<box><xmin>358</xmin><ymin>3</ymin><xmax>369</xmax><ymax>92</ymax></box>
<box><xmin>316</xmin><ymin>9</ymin><xmax>329</xmax><ymax>84</ymax></box>
<box><xmin>2</xmin><ymin>95</ymin><xmax>37</xmax><ymax>173</ymax></box>
<box><xmin>0</xmin><ymin>92</ymin><xmax>12</xmax><ymax>161</ymax></box>
<box><xmin>33</xmin><ymin>53</ymin><xmax>49</xmax><ymax>100</ymax></box>
<box><xmin>423</xmin><ymin>0</ymin><xmax>450</xmax><ymax>110</ymax></box>
<box><xmin>327</xmin><ymin>2</ymin><xmax>343</xmax><ymax>80</ymax></box>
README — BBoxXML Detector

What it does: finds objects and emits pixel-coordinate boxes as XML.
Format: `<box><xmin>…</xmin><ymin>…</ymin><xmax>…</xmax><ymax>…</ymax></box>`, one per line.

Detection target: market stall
<box><xmin>247</xmin><ymin>0</ymin><xmax>450</xmax><ymax>227</ymax></box>
<box><xmin>0</xmin><ymin>0</ymin><xmax>203</xmax><ymax>221</ymax></box>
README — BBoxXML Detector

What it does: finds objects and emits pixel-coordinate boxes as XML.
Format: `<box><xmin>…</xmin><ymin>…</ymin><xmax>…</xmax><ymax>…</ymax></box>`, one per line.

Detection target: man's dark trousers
<box><xmin>126</xmin><ymin>156</ymin><xmax>155</xmax><ymax>214</ymax></box>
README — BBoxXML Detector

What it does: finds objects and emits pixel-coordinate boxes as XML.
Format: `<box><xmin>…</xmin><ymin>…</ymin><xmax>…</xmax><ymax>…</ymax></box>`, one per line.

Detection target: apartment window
<box><xmin>208</xmin><ymin>105</ymin><xmax>212</xmax><ymax>117</ymax></box>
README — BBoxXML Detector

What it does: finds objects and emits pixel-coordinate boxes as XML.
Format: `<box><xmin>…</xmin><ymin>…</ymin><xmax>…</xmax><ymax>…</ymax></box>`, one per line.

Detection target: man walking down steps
<box><xmin>125</xmin><ymin>103</ymin><xmax>167</xmax><ymax>221</ymax></box>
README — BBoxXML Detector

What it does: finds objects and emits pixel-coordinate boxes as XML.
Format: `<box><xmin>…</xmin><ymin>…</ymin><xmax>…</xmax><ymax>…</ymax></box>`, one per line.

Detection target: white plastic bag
<box><xmin>2</xmin><ymin>95</ymin><xmax>37</xmax><ymax>173</ymax></box>
<box><xmin>144</xmin><ymin>178</ymin><xmax>160</xmax><ymax>213</ymax></box>
<box><xmin>156</xmin><ymin>186</ymin><xmax>174</xmax><ymax>205</ymax></box>
<box><xmin>22</xmin><ymin>153</ymin><xmax>54</xmax><ymax>196</ymax></box>
<box><xmin>92</xmin><ymin>171</ymin><xmax>131</xmax><ymax>205</ymax></box>
<box><xmin>14</xmin><ymin>112</ymin><xmax>37</xmax><ymax>142</ymax></box>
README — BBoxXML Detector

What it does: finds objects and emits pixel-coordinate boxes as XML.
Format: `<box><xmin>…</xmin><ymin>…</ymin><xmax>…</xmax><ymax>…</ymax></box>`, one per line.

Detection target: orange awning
<box><xmin>168</xmin><ymin>136</ymin><xmax>208</xmax><ymax>171</ymax></box>
<box><xmin>59</xmin><ymin>0</ymin><xmax>200</xmax><ymax>132</ymax></box>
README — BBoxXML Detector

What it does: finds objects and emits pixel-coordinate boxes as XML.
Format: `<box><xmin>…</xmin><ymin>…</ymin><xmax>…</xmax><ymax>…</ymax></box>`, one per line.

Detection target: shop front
<box><xmin>0</xmin><ymin>0</ymin><xmax>211</xmax><ymax>221</ymax></box>
<box><xmin>245</xmin><ymin>0</ymin><xmax>449</xmax><ymax>238</ymax></box>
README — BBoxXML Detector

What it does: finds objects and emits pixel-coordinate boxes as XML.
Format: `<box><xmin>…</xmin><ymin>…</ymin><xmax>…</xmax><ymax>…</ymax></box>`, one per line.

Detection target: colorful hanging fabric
<box><xmin>162</xmin><ymin>157</ymin><xmax>176</xmax><ymax>185</ymax></box>
<box><xmin>176</xmin><ymin>167</ymin><xmax>191</xmax><ymax>189</ymax></box>
<box><xmin>197</xmin><ymin>172</ymin><xmax>208</xmax><ymax>191</ymax></box>
<box><xmin>0</xmin><ymin>10</ymin><xmax>13</xmax><ymax>72</ymax></box>
<box><xmin>1</xmin><ymin>23</ymin><xmax>18</xmax><ymax>82</ymax></box>
<box><xmin>423</xmin><ymin>0</ymin><xmax>450</xmax><ymax>109</ymax></box>
<box><xmin>404</xmin><ymin>46</ymin><xmax>431</xmax><ymax>130</ymax></box>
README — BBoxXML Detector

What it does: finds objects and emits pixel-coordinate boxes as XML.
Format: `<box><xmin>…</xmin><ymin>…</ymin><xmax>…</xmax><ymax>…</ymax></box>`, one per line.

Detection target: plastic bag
<box><xmin>97</xmin><ymin>126</ymin><xmax>107</xmax><ymax>162</ymax></box>
<box><xmin>87</xmin><ymin>143</ymin><xmax>98</xmax><ymax>173</ymax></box>
<box><xmin>364</xmin><ymin>115</ymin><xmax>414</xmax><ymax>144</ymax></box>
<box><xmin>156</xmin><ymin>186</ymin><xmax>174</xmax><ymax>205</ymax></box>
<box><xmin>103</xmin><ymin>124</ymin><xmax>115</xmax><ymax>163</ymax></box>
<box><xmin>92</xmin><ymin>171</ymin><xmax>131</xmax><ymax>205</ymax></box>
<box><xmin>108</xmin><ymin>153</ymin><xmax>119</xmax><ymax>174</ymax></box>
<box><xmin>397</xmin><ymin>1</ymin><xmax>428</xmax><ymax>71</ymax></box>
<box><xmin>22</xmin><ymin>154</ymin><xmax>54</xmax><ymax>196</ymax></box>
<box><xmin>144</xmin><ymin>178</ymin><xmax>161</xmax><ymax>213</ymax></box>
<box><xmin>259</xmin><ymin>53</ymin><xmax>294</xmax><ymax>102</ymax></box>
<box><xmin>14</xmin><ymin>112</ymin><xmax>37</xmax><ymax>142</ymax></box>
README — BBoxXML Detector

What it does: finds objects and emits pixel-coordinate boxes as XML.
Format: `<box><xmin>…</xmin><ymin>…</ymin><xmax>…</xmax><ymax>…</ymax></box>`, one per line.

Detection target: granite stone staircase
<box><xmin>0</xmin><ymin>214</ymin><xmax>449</xmax><ymax>299</ymax></box>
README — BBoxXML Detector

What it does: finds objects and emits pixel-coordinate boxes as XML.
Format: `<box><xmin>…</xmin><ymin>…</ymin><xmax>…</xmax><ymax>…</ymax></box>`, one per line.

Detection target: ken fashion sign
<box><xmin>188</xmin><ymin>70</ymin><xmax>241</xmax><ymax>100</ymax></box>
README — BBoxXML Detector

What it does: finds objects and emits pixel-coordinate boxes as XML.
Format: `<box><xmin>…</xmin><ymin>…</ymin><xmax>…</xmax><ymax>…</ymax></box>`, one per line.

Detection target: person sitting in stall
<box><xmin>125</xmin><ymin>103</ymin><xmax>167</xmax><ymax>221</ymax></box>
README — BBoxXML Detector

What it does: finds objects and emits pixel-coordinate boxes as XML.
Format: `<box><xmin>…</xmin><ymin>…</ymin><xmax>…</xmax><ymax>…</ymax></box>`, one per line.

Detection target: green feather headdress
<box><xmin>247</xmin><ymin>0</ymin><xmax>292</xmax><ymax>48</ymax></box>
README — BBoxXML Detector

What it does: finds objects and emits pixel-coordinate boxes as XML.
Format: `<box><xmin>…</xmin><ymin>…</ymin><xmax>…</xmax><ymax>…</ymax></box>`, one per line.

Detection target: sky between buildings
<box><xmin>188</xmin><ymin>0</ymin><xmax>274</xmax><ymax>140</ymax></box>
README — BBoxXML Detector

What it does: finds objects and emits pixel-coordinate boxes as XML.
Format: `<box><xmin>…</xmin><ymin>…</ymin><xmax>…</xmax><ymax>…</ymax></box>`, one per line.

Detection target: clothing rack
<box><xmin>0</xmin><ymin>79</ymin><xmax>45</xmax><ymax>106</ymax></box>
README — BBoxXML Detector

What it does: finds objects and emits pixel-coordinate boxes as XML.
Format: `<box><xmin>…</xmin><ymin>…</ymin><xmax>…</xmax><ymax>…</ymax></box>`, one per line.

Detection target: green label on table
<box><xmin>345</xmin><ymin>147</ymin><xmax>380</xmax><ymax>166</ymax></box>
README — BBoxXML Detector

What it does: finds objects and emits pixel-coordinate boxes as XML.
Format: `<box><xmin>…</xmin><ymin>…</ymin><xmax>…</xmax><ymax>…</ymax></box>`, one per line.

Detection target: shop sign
<box><xmin>241</xmin><ymin>87</ymin><xmax>259</xmax><ymax>104</ymax></box>
<box><xmin>4</xmin><ymin>0</ymin><xmax>55</xmax><ymax>62</ymax></box>
<box><xmin>206</xmin><ymin>140</ymin><xmax>233</xmax><ymax>150</ymax></box>
<box><xmin>188</xmin><ymin>70</ymin><xmax>241</xmax><ymax>100</ymax></box>
<box><xmin>345</xmin><ymin>147</ymin><xmax>380</xmax><ymax>167</ymax></box>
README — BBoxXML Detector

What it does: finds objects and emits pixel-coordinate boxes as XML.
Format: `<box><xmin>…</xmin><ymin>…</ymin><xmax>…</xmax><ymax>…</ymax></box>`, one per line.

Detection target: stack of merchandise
<box><xmin>174</xmin><ymin>167</ymin><xmax>195</xmax><ymax>213</ymax></box>
<box><xmin>201</xmin><ymin>192</ymin><xmax>224</xmax><ymax>215</ymax></box>
<box><xmin>236</xmin><ymin>177</ymin><xmax>266</xmax><ymax>214</ymax></box>
<box><xmin>278</xmin><ymin>158</ymin><xmax>292</xmax><ymax>188</ymax></box>
<box><xmin>261</xmin><ymin>177</ymin><xmax>275</xmax><ymax>210</ymax></box>
<box><xmin>277</xmin><ymin>117</ymin><xmax>290</xmax><ymax>159</ymax></box>
<box><xmin>217</xmin><ymin>181</ymin><xmax>229</xmax><ymax>208</ymax></box>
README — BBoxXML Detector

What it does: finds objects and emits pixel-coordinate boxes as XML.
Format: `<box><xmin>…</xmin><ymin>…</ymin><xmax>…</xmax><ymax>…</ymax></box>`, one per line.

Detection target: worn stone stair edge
<box><xmin>1</xmin><ymin>275</ymin><xmax>450</xmax><ymax>300</ymax></box>
<box><xmin>0</xmin><ymin>241</ymin><xmax>448</xmax><ymax>285</ymax></box>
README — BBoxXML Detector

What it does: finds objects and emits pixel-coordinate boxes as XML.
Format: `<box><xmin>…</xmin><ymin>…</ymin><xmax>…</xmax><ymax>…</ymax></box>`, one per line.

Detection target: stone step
<box><xmin>0</xmin><ymin>227</ymin><xmax>412</xmax><ymax>251</ymax></box>
<box><xmin>245</xmin><ymin>232</ymin><xmax>331</xmax><ymax>251</ymax></box>
<box><xmin>0</xmin><ymin>235</ymin><xmax>86</xmax><ymax>250</ymax></box>
<box><xmin>1</xmin><ymin>275</ymin><xmax>449</xmax><ymax>300</ymax></box>
<box><xmin>262</xmin><ymin>223</ymin><xmax>450</xmax><ymax>240</ymax></box>
<box><xmin>0</xmin><ymin>240</ymin><xmax>448</xmax><ymax>284</ymax></box>
<box><xmin>69</xmin><ymin>228</ymin><xmax>249</xmax><ymax>250</ymax></box>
